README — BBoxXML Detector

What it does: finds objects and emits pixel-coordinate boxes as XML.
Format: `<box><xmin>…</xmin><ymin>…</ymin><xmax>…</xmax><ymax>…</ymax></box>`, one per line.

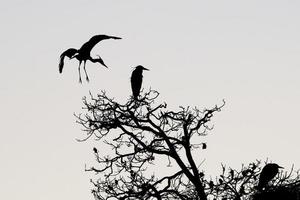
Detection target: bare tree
<box><xmin>76</xmin><ymin>89</ymin><xmax>300</xmax><ymax>200</ymax></box>
<box><xmin>76</xmin><ymin>89</ymin><xmax>224</xmax><ymax>200</ymax></box>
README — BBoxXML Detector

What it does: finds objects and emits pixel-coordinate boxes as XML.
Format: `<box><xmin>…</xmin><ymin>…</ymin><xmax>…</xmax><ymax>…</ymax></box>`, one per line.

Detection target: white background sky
<box><xmin>1</xmin><ymin>1</ymin><xmax>300</xmax><ymax>199</ymax></box>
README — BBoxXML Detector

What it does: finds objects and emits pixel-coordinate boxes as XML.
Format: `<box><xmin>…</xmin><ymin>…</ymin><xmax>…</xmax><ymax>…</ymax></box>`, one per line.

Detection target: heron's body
<box><xmin>258</xmin><ymin>163</ymin><xmax>283</xmax><ymax>191</ymax></box>
<box><xmin>59</xmin><ymin>34</ymin><xmax>121</xmax><ymax>83</ymax></box>
<box><xmin>131</xmin><ymin>65</ymin><xmax>149</xmax><ymax>100</ymax></box>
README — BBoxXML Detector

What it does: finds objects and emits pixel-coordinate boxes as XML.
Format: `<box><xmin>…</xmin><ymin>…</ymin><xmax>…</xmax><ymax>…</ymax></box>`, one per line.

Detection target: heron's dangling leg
<box><xmin>78</xmin><ymin>61</ymin><xmax>82</xmax><ymax>83</ymax></box>
<box><xmin>83</xmin><ymin>61</ymin><xmax>89</xmax><ymax>82</ymax></box>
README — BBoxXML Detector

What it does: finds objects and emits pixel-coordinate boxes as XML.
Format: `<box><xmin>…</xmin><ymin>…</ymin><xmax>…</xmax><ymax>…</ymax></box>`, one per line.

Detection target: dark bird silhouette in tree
<box><xmin>59</xmin><ymin>34</ymin><xmax>121</xmax><ymax>83</ymax></box>
<box><xmin>257</xmin><ymin>163</ymin><xmax>283</xmax><ymax>191</ymax></box>
<box><xmin>130</xmin><ymin>65</ymin><xmax>149</xmax><ymax>100</ymax></box>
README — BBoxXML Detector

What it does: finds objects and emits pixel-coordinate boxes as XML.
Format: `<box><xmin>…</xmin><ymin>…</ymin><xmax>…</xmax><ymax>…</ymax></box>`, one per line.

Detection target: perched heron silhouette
<box><xmin>59</xmin><ymin>34</ymin><xmax>121</xmax><ymax>83</ymax></box>
<box><xmin>257</xmin><ymin>163</ymin><xmax>283</xmax><ymax>191</ymax></box>
<box><xmin>130</xmin><ymin>65</ymin><xmax>149</xmax><ymax>100</ymax></box>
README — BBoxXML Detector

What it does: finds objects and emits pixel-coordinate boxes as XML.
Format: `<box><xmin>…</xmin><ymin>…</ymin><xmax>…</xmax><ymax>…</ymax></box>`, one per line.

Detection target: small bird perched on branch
<box><xmin>130</xmin><ymin>65</ymin><xmax>149</xmax><ymax>100</ymax></box>
<box><xmin>257</xmin><ymin>163</ymin><xmax>283</xmax><ymax>191</ymax></box>
<box><xmin>59</xmin><ymin>34</ymin><xmax>121</xmax><ymax>83</ymax></box>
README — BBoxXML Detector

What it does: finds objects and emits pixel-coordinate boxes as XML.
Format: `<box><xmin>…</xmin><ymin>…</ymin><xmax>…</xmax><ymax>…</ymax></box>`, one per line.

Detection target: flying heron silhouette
<box><xmin>59</xmin><ymin>34</ymin><xmax>121</xmax><ymax>83</ymax></box>
<box><xmin>257</xmin><ymin>163</ymin><xmax>283</xmax><ymax>191</ymax></box>
<box><xmin>131</xmin><ymin>65</ymin><xmax>149</xmax><ymax>100</ymax></box>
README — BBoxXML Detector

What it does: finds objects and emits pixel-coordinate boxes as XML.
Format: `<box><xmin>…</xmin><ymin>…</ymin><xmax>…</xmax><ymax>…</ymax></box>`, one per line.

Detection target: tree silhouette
<box><xmin>76</xmin><ymin>89</ymin><xmax>224</xmax><ymax>200</ymax></box>
<box><xmin>76</xmin><ymin>90</ymin><xmax>300</xmax><ymax>200</ymax></box>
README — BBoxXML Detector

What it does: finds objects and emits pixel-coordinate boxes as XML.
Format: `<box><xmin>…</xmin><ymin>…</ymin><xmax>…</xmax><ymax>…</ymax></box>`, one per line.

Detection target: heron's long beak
<box><xmin>143</xmin><ymin>67</ymin><xmax>149</xmax><ymax>71</ymax></box>
<box><xmin>96</xmin><ymin>55</ymin><xmax>108</xmax><ymax>68</ymax></box>
<box><xmin>278</xmin><ymin>166</ymin><xmax>284</xmax><ymax>169</ymax></box>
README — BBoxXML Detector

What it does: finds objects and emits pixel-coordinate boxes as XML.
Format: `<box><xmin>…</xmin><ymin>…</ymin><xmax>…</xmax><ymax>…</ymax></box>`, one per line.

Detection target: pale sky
<box><xmin>1</xmin><ymin>1</ymin><xmax>300</xmax><ymax>199</ymax></box>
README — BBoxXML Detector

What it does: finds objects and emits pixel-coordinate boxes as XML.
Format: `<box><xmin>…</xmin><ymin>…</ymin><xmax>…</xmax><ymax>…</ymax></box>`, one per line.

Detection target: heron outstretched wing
<box><xmin>79</xmin><ymin>35</ymin><xmax>122</xmax><ymax>54</ymax></box>
<box><xmin>59</xmin><ymin>48</ymin><xmax>78</xmax><ymax>73</ymax></box>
